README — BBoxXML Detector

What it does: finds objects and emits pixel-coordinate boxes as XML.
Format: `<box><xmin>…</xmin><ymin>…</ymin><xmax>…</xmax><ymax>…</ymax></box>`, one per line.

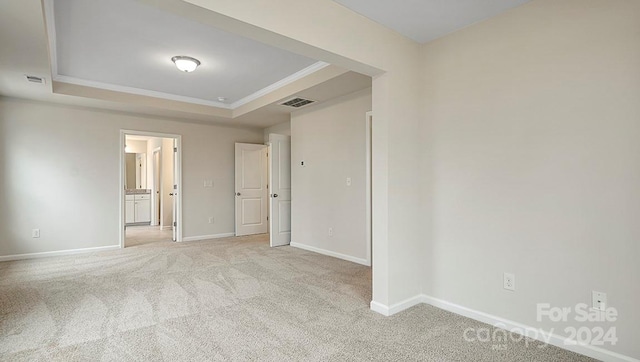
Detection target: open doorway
<box><xmin>120</xmin><ymin>130</ymin><xmax>182</xmax><ymax>248</ymax></box>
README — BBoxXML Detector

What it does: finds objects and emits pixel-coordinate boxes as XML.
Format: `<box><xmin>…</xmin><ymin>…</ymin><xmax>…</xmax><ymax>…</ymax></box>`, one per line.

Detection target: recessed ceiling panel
<box><xmin>333</xmin><ymin>0</ymin><xmax>530</xmax><ymax>43</ymax></box>
<box><xmin>52</xmin><ymin>0</ymin><xmax>318</xmax><ymax>104</ymax></box>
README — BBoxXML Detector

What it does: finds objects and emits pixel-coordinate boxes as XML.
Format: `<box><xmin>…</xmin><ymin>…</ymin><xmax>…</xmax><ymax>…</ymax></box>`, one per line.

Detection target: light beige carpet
<box><xmin>125</xmin><ymin>225</ymin><xmax>173</xmax><ymax>247</ymax></box>
<box><xmin>0</xmin><ymin>234</ymin><xmax>594</xmax><ymax>361</ymax></box>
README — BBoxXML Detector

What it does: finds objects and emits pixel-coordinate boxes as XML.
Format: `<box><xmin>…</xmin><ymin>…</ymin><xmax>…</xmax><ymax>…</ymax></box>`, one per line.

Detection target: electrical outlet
<box><xmin>503</xmin><ymin>272</ymin><xmax>515</xmax><ymax>291</ymax></box>
<box><xmin>592</xmin><ymin>291</ymin><xmax>607</xmax><ymax>311</ymax></box>
<box><xmin>208</xmin><ymin>217</ymin><xmax>214</xmax><ymax>224</ymax></box>
<box><xmin>346</xmin><ymin>177</ymin><xmax>352</xmax><ymax>186</ymax></box>
<box><xmin>328</xmin><ymin>227</ymin><xmax>333</xmax><ymax>237</ymax></box>
<box><xmin>32</xmin><ymin>229</ymin><xmax>40</xmax><ymax>238</ymax></box>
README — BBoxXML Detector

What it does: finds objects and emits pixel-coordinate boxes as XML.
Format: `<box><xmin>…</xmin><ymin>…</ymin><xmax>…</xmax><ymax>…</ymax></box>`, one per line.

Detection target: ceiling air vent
<box><xmin>25</xmin><ymin>75</ymin><xmax>46</xmax><ymax>85</ymax></box>
<box><xmin>280</xmin><ymin>97</ymin><xmax>315</xmax><ymax>108</ymax></box>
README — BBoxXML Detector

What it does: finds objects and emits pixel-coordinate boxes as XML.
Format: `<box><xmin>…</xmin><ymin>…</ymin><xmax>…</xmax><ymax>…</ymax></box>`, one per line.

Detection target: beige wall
<box><xmin>291</xmin><ymin>88</ymin><xmax>371</xmax><ymax>263</ymax></box>
<box><xmin>124</xmin><ymin>140</ymin><xmax>146</xmax><ymax>154</ymax></box>
<box><xmin>263</xmin><ymin>120</ymin><xmax>291</xmax><ymax>143</ymax></box>
<box><xmin>421</xmin><ymin>0</ymin><xmax>640</xmax><ymax>358</ymax></box>
<box><xmin>0</xmin><ymin>97</ymin><xmax>263</xmax><ymax>256</ymax></box>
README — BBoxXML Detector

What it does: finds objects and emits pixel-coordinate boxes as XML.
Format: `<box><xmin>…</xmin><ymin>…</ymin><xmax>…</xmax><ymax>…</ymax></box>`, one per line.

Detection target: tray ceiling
<box><xmin>50</xmin><ymin>0</ymin><xmax>321</xmax><ymax>107</ymax></box>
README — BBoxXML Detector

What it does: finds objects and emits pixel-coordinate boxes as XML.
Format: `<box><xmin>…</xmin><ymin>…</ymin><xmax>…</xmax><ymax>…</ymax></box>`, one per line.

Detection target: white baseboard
<box><xmin>290</xmin><ymin>242</ymin><xmax>370</xmax><ymax>266</ymax></box>
<box><xmin>422</xmin><ymin>295</ymin><xmax>638</xmax><ymax>362</ymax></box>
<box><xmin>369</xmin><ymin>301</ymin><xmax>391</xmax><ymax>316</ymax></box>
<box><xmin>370</xmin><ymin>294</ymin><xmax>638</xmax><ymax>362</ymax></box>
<box><xmin>370</xmin><ymin>294</ymin><xmax>423</xmax><ymax>317</ymax></box>
<box><xmin>0</xmin><ymin>245</ymin><xmax>121</xmax><ymax>262</ymax></box>
<box><xmin>182</xmin><ymin>232</ymin><xmax>235</xmax><ymax>242</ymax></box>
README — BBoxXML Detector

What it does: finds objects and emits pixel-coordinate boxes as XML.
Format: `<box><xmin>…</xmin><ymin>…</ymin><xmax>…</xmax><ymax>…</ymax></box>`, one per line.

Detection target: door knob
<box><xmin>236</xmin><ymin>192</ymin><xmax>241</xmax><ymax>196</ymax></box>
<box><xmin>272</xmin><ymin>194</ymin><xmax>279</xmax><ymax>198</ymax></box>
<box><xmin>169</xmin><ymin>193</ymin><xmax>174</xmax><ymax>196</ymax></box>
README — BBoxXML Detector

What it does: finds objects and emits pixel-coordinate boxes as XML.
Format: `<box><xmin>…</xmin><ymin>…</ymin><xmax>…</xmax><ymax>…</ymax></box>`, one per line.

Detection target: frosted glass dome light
<box><xmin>171</xmin><ymin>56</ymin><xmax>201</xmax><ymax>73</ymax></box>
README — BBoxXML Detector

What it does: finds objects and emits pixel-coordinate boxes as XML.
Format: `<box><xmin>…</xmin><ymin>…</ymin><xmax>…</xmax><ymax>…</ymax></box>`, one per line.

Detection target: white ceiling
<box><xmin>333</xmin><ymin>0</ymin><xmax>530</xmax><ymax>43</ymax></box>
<box><xmin>0</xmin><ymin>0</ymin><xmax>373</xmax><ymax>128</ymax></box>
<box><xmin>51</xmin><ymin>0</ymin><xmax>319</xmax><ymax>105</ymax></box>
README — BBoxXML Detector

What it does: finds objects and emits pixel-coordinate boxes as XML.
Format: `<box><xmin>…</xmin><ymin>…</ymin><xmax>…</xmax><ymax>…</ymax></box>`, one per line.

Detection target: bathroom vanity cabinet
<box><xmin>125</xmin><ymin>193</ymin><xmax>151</xmax><ymax>224</ymax></box>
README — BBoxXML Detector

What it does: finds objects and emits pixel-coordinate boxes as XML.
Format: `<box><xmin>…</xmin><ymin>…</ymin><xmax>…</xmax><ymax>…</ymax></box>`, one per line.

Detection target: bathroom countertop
<box><xmin>125</xmin><ymin>189</ymin><xmax>151</xmax><ymax>194</ymax></box>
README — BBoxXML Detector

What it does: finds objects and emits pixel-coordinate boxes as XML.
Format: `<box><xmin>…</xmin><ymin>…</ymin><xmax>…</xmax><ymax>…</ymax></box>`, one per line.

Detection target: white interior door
<box><xmin>268</xmin><ymin>134</ymin><xmax>291</xmax><ymax>247</ymax></box>
<box><xmin>172</xmin><ymin>139</ymin><xmax>177</xmax><ymax>241</ymax></box>
<box><xmin>235</xmin><ymin>143</ymin><xmax>268</xmax><ymax>236</ymax></box>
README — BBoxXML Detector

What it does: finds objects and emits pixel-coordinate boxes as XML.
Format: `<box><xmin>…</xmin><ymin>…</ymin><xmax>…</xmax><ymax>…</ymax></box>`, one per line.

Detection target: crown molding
<box><xmin>42</xmin><ymin>0</ymin><xmax>328</xmax><ymax>114</ymax></box>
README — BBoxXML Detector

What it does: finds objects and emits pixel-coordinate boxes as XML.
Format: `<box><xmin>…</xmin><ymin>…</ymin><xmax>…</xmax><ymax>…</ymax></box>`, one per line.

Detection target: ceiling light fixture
<box><xmin>171</xmin><ymin>55</ymin><xmax>200</xmax><ymax>73</ymax></box>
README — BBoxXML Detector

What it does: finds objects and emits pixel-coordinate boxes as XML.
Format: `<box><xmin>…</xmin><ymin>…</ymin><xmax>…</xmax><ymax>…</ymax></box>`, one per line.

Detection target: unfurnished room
<box><xmin>0</xmin><ymin>0</ymin><xmax>638</xmax><ymax>361</ymax></box>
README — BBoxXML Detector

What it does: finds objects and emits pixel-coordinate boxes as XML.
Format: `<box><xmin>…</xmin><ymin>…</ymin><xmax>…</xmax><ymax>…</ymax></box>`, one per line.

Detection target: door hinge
<box><xmin>173</xmin><ymin>221</ymin><xmax>177</xmax><ymax>227</ymax></box>
<box><xmin>267</xmin><ymin>216</ymin><xmax>269</xmax><ymax>221</ymax></box>
<box><xmin>174</xmin><ymin>147</ymin><xmax>178</xmax><ymax>152</ymax></box>
<box><xmin>173</xmin><ymin>184</ymin><xmax>177</xmax><ymax>190</ymax></box>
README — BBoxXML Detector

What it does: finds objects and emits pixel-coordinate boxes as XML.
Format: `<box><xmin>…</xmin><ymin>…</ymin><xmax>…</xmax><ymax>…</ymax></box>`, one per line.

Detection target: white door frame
<box><xmin>267</xmin><ymin>133</ymin><xmax>292</xmax><ymax>247</ymax></box>
<box><xmin>119</xmin><ymin>130</ymin><xmax>183</xmax><ymax>248</ymax></box>
<box><xmin>172</xmin><ymin>138</ymin><xmax>178</xmax><ymax>241</ymax></box>
<box><xmin>151</xmin><ymin>147</ymin><xmax>162</xmax><ymax>226</ymax></box>
<box><xmin>365</xmin><ymin>111</ymin><xmax>372</xmax><ymax>266</ymax></box>
<box><xmin>266</xmin><ymin>144</ymin><xmax>271</xmax><ymax>234</ymax></box>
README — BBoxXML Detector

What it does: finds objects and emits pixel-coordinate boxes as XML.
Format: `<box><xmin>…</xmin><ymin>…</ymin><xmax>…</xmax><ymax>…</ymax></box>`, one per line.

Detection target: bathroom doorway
<box><xmin>120</xmin><ymin>130</ymin><xmax>182</xmax><ymax>248</ymax></box>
